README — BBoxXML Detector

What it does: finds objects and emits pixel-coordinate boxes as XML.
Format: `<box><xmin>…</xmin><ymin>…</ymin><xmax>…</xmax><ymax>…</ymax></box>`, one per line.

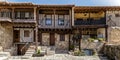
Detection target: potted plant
<box><xmin>98</xmin><ymin>38</ymin><xmax>105</xmax><ymax>42</ymax></box>
<box><xmin>37</xmin><ymin>49</ymin><xmax>40</xmax><ymax>54</ymax></box>
<box><xmin>88</xmin><ymin>38</ymin><xmax>94</xmax><ymax>42</ymax></box>
<box><xmin>32</xmin><ymin>49</ymin><xmax>44</xmax><ymax>57</ymax></box>
<box><xmin>74</xmin><ymin>50</ymin><xmax>81</xmax><ymax>56</ymax></box>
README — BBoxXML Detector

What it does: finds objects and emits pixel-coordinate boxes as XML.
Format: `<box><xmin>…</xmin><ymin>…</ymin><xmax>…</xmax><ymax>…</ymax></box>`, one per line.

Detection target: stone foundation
<box><xmin>103</xmin><ymin>44</ymin><xmax>120</xmax><ymax>60</ymax></box>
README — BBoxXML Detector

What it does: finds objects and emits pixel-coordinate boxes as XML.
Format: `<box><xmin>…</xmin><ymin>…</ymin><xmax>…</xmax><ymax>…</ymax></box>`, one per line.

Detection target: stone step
<box><xmin>24</xmin><ymin>44</ymin><xmax>36</xmax><ymax>57</ymax></box>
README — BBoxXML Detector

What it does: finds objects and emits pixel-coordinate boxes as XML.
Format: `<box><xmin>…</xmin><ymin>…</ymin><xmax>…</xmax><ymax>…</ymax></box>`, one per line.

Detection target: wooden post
<box><xmin>69</xmin><ymin>33</ymin><xmax>71</xmax><ymax>51</ymax></box>
<box><xmin>34</xmin><ymin>7</ymin><xmax>38</xmax><ymax>51</ymax></box>
<box><xmin>12</xmin><ymin>8</ymin><xmax>15</xmax><ymax>19</ymax></box>
<box><xmin>72</xmin><ymin>7</ymin><xmax>74</xmax><ymax>26</ymax></box>
<box><xmin>69</xmin><ymin>9</ymin><xmax>72</xmax><ymax>27</ymax></box>
<box><xmin>53</xmin><ymin>9</ymin><xmax>56</xmax><ymax>28</ymax></box>
<box><xmin>105</xmin><ymin>26</ymin><xmax>108</xmax><ymax>42</ymax></box>
<box><xmin>34</xmin><ymin>7</ymin><xmax>37</xmax><ymax>20</ymax></box>
<box><xmin>79</xmin><ymin>29</ymin><xmax>81</xmax><ymax>51</ymax></box>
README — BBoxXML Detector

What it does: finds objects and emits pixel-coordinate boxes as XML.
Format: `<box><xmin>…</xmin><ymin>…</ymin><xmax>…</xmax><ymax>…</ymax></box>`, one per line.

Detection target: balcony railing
<box><xmin>13</xmin><ymin>19</ymin><xmax>36</xmax><ymax>23</ymax></box>
<box><xmin>74</xmin><ymin>18</ymin><xmax>106</xmax><ymax>25</ymax></box>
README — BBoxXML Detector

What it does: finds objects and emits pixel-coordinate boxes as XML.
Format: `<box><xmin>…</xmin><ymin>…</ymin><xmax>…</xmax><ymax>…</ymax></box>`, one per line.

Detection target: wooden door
<box><xmin>50</xmin><ymin>33</ymin><xmax>55</xmax><ymax>46</ymax></box>
<box><xmin>13</xmin><ymin>30</ymin><xmax>20</xmax><ymax>43</ymax></box>
<box><xmin>38</xmin><ymin>32</ymin><xmax>42</xmax><ymax>45</ymax></box>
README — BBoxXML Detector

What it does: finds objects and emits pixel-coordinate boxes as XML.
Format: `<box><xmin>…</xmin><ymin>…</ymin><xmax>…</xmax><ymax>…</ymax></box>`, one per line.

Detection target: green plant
<box><xmin>93</xmin><ymin>50</ymin><xmax>97</xmax><ymax>56</ymax></box>
<box><xmin>74</xmin><ymin>50</ymin><xmax>81</xmax><ymax>56</ymax></box>
<box><xmin>98</xmin><ymin>38</ymin><xmax>105</xmax><ymax>42</ymax></box>
<box><xmin>80</xmin><ymin>51</ymin><xmax>86</xmax><ymax>56</ymax></box>
<box><xmin>37</xmin><ymin>49</ymin><xmax>40</xmax><ymax>54</ymax></box>
<box><xmin>88</xmin><ymin>38</ymin><xmax>95</xmax><ymax>42</ymax></box>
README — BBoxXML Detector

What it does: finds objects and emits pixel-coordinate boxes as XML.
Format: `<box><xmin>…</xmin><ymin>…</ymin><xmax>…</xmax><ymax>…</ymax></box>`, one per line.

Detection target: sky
<box><xmin>2</xmin><ymin>0</ymin><xmax>120</xmax><ymax>6</ymax></box>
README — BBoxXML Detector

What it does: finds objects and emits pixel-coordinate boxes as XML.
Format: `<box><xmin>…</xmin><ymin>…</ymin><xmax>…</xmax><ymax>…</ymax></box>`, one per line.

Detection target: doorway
<box><xmin>13</xmin><ymin>30</ymin><xmax>20</xmax><ymax>42</ymax></box>
<box><xmin>50</xmin><ymin>33</ymin><xmax>55</xmax><ymax>46</ymax></box>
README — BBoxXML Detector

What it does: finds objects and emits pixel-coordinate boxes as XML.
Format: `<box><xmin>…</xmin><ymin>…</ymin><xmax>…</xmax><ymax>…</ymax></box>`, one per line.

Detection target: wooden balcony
<box><xmin>74</xmin><ymin>18</ymin><xmax>106</xmax><ymax>25</ymax></box>
<box><xmin>38</xmin><ymin>19</ymin><xmax>71</xmax><ymax>29</ymax></box>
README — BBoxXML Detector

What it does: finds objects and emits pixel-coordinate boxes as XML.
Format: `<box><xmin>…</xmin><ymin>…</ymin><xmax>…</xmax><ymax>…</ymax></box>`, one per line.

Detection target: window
<box><xmin>58</xmin><ymin>15</ymin><xmax>64</xmax><ymax>25</ymax></box>
<box><xmin>0</xmin><ymin>9</ymin><xmax>11</xmax><ymax>18</ymax></box>
<box><xmin>17</xmin><ymin>12</ymin><xmax>20</xmax><ymax>18</ymax></box>
<box><xmin>45</xmin><ymin>15</ymin><xmax>52</xmax><ymax>25</ymax></box>
<box><xmin>45</xmin><ymin>18</ymin><xmax>52</xmax><ymax>25</ymax></box>
<box><xmin>21</xmin><ymin>12</ymin><xmax>25</xmax><ymax>19</ymax></box>
<box><xmin>115</xmin><ymin>13</ymin><xmax>120</xmax><ymax>17</ymax></box>
<box><xmin>25</xmin><ymin>12</ymin><xmax>29</xmax><ymax>18</ymax></box>
<box><xmin>24</xmin><ymin>30</ymin><xmax>30</xmax><ymax>37</ymax></box>
<box><xmin>16</xmin><ymin>12</ymin><xmax>33</xmax><ymax>19</ymax></box>
<box><xmin>60</xmin><ymin>34</ymin><xmax>65</xmax><ymax>41</ymax></box>
<box><xmin>58</xmin><ymin>19</ymin><xmax>64</xmax><ymax>25</ymax></box>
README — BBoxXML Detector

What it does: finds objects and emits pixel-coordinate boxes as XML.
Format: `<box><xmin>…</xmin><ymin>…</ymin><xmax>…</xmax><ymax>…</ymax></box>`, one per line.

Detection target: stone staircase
<box><xmin>9</xmin><ymin>43</ymin><xmax>36</xmax><ymax>60</ymax></box>
<box><xmin>24</xmin><ymin>44</ymin><xmax>36</xmax><ymax>57</ymax></box>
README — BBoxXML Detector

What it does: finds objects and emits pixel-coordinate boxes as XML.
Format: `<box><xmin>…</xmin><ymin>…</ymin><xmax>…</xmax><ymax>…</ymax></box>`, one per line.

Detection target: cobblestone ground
<box><xmin>31</xmin><ymin>54</ymin><xmax>109</xmax><ymax>60</ymax></box>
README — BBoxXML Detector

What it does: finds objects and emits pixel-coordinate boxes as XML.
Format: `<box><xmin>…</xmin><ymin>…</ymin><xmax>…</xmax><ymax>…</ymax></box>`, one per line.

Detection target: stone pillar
<box><xmin>72</xmin><ymin>7</ymin><xmax>74</xmax><ymax>26</ymax></box>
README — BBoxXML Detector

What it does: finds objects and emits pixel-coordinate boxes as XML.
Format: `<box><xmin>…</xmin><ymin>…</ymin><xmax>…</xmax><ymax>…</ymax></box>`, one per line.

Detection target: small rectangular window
<box><xmin>25</xmin><ymin>12</ymin><xmax>29</xmax><ymax>18</ymax></box>
<box><xmin>17</xmin><ymin>12</ymin><xmax>20</xmax><ymax>18</ymax></box>
<box><xmin>58</xmin><ymin>15</ymin><xmax>64</xmax><ymax>25</ymax></box>
<box><xmin>45</xmin><ymin>18</ymin><xmax>52</xmax><ymax>25</ymax></box>
<box><xmin>20</xmin><ymin>12</ymin><xmax>25</xmax><ymax>19</ymax></box>
<box><xmin>45</xmin><ymin>15</ymin><xmax>52</xmax><ymax>25</ymax></box>
<box><xmin>115</xmin><ymin>13</ymin><xmax>120</xmax><ymax>17</ymax></box>
<box><xmin>60</xmin><ymin>34</ymin><xmax>65</xmax><ymax>41</ymax></box>
<box><xmin>24</xmin><ymin>30</ymin><xmax>30</xmax><ymax>37</ymax></box>
<box><xmin>58</xmin><ymin>19</ymin><xmax>64</xmax><ymax>25</ymax></box>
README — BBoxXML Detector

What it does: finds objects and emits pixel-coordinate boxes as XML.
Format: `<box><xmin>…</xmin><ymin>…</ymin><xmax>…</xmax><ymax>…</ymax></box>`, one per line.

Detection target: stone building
<box><xmin>0</xmin><ymin>1</ymin><xmax>120</xmax><ymax>55</ymax></box>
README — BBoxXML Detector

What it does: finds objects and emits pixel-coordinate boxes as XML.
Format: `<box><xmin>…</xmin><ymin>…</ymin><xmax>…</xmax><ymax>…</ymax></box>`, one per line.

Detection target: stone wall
<box><xmin>55</xmin><ymin>33</ymin><xmax>69</xmax><ymax>50</ymax></box>
<box><xmin>103</xmin><ymin>44</ymin><xmax>120</xmax><ymax>60</ymax></box>
<box><xmin>108</xmin><ymin>27</ymin><xmax>120</xmax><ymax>44</ymax></box>
<box><xmin>106</xmin><ymin>11</ymin><xmax>120</xmax><ymax>27</ymax></box>
<box><xmin>41</xmin><ymin>33</ymin><xmax>69</xmax><ymax>50</ymax></box>
<box><xmin>42</xmin><ymin>33</ymin><xmax>50</xmax><ymax>46</ymax></box>
<box><xmin>106</xmin><ymin>11</ymin><xmax>120</xmax><ymax>44</ymax></box>
<box><xmin>0</xmin><ymin>23</ymin><xmax>13</xmax><ymax>49</ymax></box>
